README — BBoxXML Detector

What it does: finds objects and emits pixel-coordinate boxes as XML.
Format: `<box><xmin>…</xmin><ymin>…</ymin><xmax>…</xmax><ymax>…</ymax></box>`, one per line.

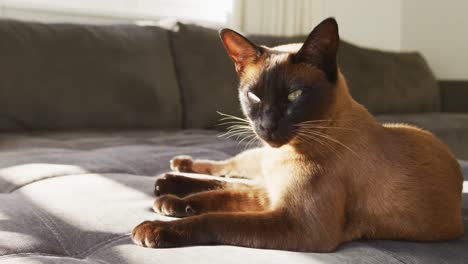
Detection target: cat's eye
<box><xmin>288</xmin><ymin>89</ymin><xmax>302</xmax><ymax>102</ymax></box>
<box><xmin>247</xmin><ymin>91</ymin><xmax>261</xmax><ymax>103</ymax></box>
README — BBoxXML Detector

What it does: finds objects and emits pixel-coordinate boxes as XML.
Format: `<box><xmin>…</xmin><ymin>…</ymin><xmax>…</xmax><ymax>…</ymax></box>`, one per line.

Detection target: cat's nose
<box><xmin>260</xmin><ymin>120</ymin><xmax>278</xmax><ymax>133</ymax></box>
<box><xmin>260</xmin><ymin>109</ymin><xmax>279</xmax><ymax>133</ymax></box>
<box><xmin>261</xmin><ymin>107</ymin><xmax>280</xmax><ymax>134</ymax></box>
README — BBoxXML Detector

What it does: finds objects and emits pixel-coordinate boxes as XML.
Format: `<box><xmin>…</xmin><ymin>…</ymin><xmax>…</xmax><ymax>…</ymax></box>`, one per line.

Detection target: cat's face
<box><xmin>220</xmin><ymin>18</ymin><xmax>340</xmax><ymax>148</ymax></box>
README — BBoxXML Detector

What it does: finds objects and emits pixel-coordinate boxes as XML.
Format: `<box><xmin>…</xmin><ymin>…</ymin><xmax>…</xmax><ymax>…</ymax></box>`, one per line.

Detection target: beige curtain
<box><xmin>230</xmin><ymin>0</ymin><xmax>322</xmax><ymax>36</ymax></box>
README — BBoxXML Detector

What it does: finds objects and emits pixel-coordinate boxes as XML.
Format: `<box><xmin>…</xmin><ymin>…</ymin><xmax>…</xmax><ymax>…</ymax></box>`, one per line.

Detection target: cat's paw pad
<box><xmin>153</xmin><ymin>195</ymin><xmax>195</xmax><ymax>217</ymax></box>
<box><xmin>170</xmin><ymin>155</ymin><xmax>194</xmax><ymax>172</ymax></box>
<box><xmin>132</xmin><ymin>220</ymin><xmax>179</xmax><ymax>248</ymax></box>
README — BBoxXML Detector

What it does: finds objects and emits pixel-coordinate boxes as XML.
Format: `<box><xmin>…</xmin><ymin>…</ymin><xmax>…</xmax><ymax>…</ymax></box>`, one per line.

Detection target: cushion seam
<box><xmin>76</xmin><ymin>233</ymin><xmax>131</xmax><ymax>258</ymax></box>
<box><xmin>0</xmin><ymin>253</ymin><xmax>68</xmax><ymax>259</ymax></box>
<box><xmin>0</xmin><ymin>253</ymin><xmax>108</xmax><ymax>264</ymax></box>
<box><xmin>27</xmin><ymin>203</ymin><xmax>72</xmax><ymax>256</ymax></box>
<box><xmin>168</xmin><ymin>29</ymin><xmax>187</xmax><ymax>129</ymax></box>
<box><xmin>0</xmin><ymin>234</ymin><xmax>130</xmax><ymax>259</ymax></box>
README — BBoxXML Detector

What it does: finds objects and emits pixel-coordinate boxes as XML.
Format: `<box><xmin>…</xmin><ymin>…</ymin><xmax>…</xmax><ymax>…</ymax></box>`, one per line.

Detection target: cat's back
<box><xmin>381</xmin><ymin>122</ymin><xmax>458</xmax><ymax>165</ymax></box>
<box><xmin>362</xmin><ymin>122</ymin><xmax>464</xmax><ymax>240</ymax></box>
<box><xmin>379</xmin><ymin>122</ymin><xmax>461</xmax><ymax>185</ymax></box>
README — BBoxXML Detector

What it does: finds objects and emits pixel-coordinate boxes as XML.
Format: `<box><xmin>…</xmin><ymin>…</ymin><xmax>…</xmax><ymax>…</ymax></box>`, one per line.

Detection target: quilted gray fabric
<box><xmin>0</xmin><ymin>130</ymin><xmax>467</xmax><ymax>263</ymax></box>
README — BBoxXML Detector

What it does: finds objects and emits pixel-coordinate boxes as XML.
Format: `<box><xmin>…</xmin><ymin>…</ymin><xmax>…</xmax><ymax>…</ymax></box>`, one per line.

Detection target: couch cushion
<box><xmin>0</xmin><ymin>19</ymin><xmax>182</xmax><ymax>131</ymax></box>
<box><xmin>0</xmin><ymin>130</ymin><xmax>467</xmax><ymax>263</ymax></box>
<box><xmin>339</xmin><ymin>42</ymin><xmax>439</xmax><ymax>114</ymax></box>
<box><xmin>376</xmin><ymin>113</ymin><xmax>468</xmax><ymax>159</ymax></box>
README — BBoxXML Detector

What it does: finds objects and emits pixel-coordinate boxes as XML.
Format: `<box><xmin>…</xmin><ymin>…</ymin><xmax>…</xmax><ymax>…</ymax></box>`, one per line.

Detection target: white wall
<box><xmin>320</xmin><ymin>0</ymin><xmax>402</xmax><ymax>51</ymax></box>
<box><xmin>233</xmin><ymin>0</ymin><xmax>403</xmax><ymax>51</ymax></box>
<box><xmin>233</xmin><ymin>0</ymin><xmax>323</xmax><ymax>36</ymax></box>
<box><xmin>320</xmin><ymin>0</ymin><xmax>468</xmax><ymax>79</ymax></box>
<box><xmin>401</xmin><ymin>0</ymin><xmax>468</xmax><ymax>80</ymax></box>
<box><xmin>0</xmin><ymin>0</ymin><xmax>156</xmax><ymax>24</ymax></box>
<box><xmin>0</xmin><ymin>0</ymin><xmax>235</xmax><ymax>25</ymax></box>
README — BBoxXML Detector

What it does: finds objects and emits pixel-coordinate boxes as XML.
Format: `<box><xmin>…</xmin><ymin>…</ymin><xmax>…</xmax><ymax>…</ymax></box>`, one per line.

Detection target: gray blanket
<box><xmin>0</xmin><ymin>130</ymin><xmax>467</xmax><ymax>263</ymax></box>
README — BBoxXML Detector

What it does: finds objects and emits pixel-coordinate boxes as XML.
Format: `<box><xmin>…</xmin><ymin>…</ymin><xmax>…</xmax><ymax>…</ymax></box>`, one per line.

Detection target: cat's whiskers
<box><xmin>219</xmin><ymin>123</ymin><xmax>252</xmax><ymax>134</ymax></box>
<box><xmin>217</xmin><ymin>121</ymin><xmax>249</xmax><ymax>127</ymax></box>
<box><xmin>294</xmin><ymin>120</ymin><xmax>358</xmax><ymax>157</ymax></box>
<box><xmin>297</xmin><ymin>125</ymin><xmax>356</xmax><ymax>131</ymax></box>
<box><xmin>217</xmin><ymin>111</ymin><xmax>250</xmax><ymax>123</ymax></box>
<box><xmin>295</xmin><ymin>132</ymin><xmax>341</xmax><ymax>158</ymax></box>
<box><xmin>219</xmin><ymin>123</ymin><xmax>252</xmax><ymax>139</ymax></box>
<box><xmin>297</xmin><ymin>129</ymin><xmax>358</xmax><ymax>157</ymax></box>
<box><xmin>219</xmin><ymin>127</ymin><xmax>254</xmax><ymax>139</ymax></box>
<box><xmin>238</xmin><ymin>134</ymin><xmax>257</xmax><ymax>146</ymax></box>
<box><xmin>298</xmin><ymin>117</ymin><xmax>358</xmax><ymax>124</ymax></box>
<box><xmin>224</xmin><ymin>126</ymin><xmax>252</xmax><ymax>134</ymax></box>
<box><xmin>217</xmin><ymin>111</ymin><xmax>259</xmax><ymax>145</ymax></box>
<box><xmin>245</xmin><ymin>135</ymin><xmax>260</xmax><ymax>150</ymax></box>
<box><xmin>216</xmin><ymin>112</ymin><xmax>356</xmax><ymax>155</ymax></box>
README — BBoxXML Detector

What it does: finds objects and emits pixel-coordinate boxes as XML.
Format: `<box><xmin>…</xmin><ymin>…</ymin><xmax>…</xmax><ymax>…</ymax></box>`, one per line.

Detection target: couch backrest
<box><xmin>338</xmin><ymin>41</ymin><xmax>439</xmax><ymax>115</ymax></box>
<box><xmin>0</xmin><ymin>19</ymin><xmax>182</xmax><ymax>131</ymax></box>
<box><xmin>171</xmin><ymin>23</ymin><xmax>439</xmax><ymax>129</ymax></box>
<box><xmin>0</xmin><ymin>20</ymin><xmax>439</xmax><ymax>131</ymax></box>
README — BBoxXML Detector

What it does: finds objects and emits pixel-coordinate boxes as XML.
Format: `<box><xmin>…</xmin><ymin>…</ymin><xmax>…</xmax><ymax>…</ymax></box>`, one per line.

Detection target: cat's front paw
<box><xmin>155</xmin><ymin>173</ymin><xmax>224</xmax><ymax>197</ymax></box>
<box><xmin>154</xmin><ymin>173</ymin><xmax>182</xmax><ymax>197</ymax></box>
<box><xmin>132</xmin><ymin>220</ymin><xmax>186</xmax><ymax>248</ymax></box>
<box><xmin>153</xmin><ymin>194</ymin><xmax>196</xmax><ymax>217</ymax></box>
<box><xmin>170</xmin><ymin>155</ymin><xmax>194</xmax><ymax>172</ymax></box>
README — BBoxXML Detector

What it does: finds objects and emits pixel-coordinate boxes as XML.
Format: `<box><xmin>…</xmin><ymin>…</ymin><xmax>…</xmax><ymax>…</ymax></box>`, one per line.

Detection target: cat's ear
<box><xmin>294</xmin><ymin>17</ymin><xmax>340</xmax><ymax>81</ymax></box>
<box><xmin>219</xmin><ymin>29</ymin><xmax>261</xmax><ymax>75</ymax></box>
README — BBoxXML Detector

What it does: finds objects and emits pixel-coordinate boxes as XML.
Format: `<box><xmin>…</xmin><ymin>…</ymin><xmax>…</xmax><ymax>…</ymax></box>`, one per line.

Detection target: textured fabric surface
<box><xmin>171</xmin><ymin>23</ymin><xmax>439</xmax><ymax>129</ymax></box>
<box><xmin>0</xmin><ymin>130</ymin><xmax>467</xmax><ymax>264</ymax></box>
<box><xmin>376</xmin><ymin>113</ymin><xmax>468</xmax><ymax>159</ymax></box>
<box><xmin>0</xmin><ymin>19</ymin><xmax>182</xmax><ymax>131</ymax></box>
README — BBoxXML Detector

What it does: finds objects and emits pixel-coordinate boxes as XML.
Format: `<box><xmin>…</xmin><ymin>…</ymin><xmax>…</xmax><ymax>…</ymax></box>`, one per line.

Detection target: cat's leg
<box><xmin>153</xmin><ymin>186</ymin><xmax>268</xmax><ymax>217</ymax></box>
<box><xmin>132</xmin><ymin>209</ymin><xmax>342</xmax><ymax>252</ymax></box>
<box><xmin>154</xmin><ymin>173</ymin><xmax>252</xmax><ymax>197</ymax></box>
<box><xmin>134</xmin><ymin>174</ymin><xmax>347</xmax><ymax>252</ymax></box>
<box><xmin>170</xmin><ymin>147</ymin><xmax>264</xmax><ymax>179</ymax></box>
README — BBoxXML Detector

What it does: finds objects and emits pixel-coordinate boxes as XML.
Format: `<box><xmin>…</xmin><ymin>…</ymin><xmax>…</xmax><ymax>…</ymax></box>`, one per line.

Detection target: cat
<box><xmin>132</xmin><ymin>18</ymin><xmax>464</xmax><ymax>252</ymax></box>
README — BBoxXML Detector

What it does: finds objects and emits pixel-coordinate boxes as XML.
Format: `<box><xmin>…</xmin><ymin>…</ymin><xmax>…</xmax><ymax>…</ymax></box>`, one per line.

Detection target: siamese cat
<box><xmin>132</xmin><ymin>18</ymin><xmax>463</xmax><ymax>252</ymax></box>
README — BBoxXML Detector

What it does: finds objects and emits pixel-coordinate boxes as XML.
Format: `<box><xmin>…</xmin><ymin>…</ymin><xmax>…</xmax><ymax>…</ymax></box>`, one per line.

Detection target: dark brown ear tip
<box><xmin>323</xmin><ymin>17</ymin><xmax>339</xmax><ymax>32</ymax></box>
<box><xmin>219</xmin><ymin>28</ymin><xmax>234</xmax><ymax>38</ymax></box>
<box><xmin>323</xmin><ymin>17</ymin><xmax>338</xmax><ymax>25</ymax></box>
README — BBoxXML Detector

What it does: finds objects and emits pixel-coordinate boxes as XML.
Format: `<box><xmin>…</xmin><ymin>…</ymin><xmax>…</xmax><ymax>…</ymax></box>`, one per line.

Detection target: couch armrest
<box><xmin>439</xmin><ymin>80</ymin><xmax>468</xmax><ymax>113</ymax></box>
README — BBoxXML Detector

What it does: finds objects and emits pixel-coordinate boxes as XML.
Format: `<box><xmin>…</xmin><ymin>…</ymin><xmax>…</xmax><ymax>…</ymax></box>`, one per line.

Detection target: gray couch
<box><xmin>0</xmin><ymin>19</ymin><xmax>467</xmax><ymax>264</ymax></box>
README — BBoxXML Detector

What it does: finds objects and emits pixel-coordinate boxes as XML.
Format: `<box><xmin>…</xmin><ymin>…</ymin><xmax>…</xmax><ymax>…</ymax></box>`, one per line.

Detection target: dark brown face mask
<box><xmin>220</xmin><ymin>18</ymin><xmax>340</xmax><ymax>147</ymax></box>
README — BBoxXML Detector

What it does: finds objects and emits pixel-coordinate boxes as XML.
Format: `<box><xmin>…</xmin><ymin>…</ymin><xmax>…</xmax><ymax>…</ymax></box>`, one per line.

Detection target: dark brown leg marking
<box><xmin>154</xmin><ymin>187</ymin><xmax>268</xmax><ymax>217</ymax></box>
<box><xmin>154</xmin><ymin>173</ymin><xmax>227</xmax><ymax>197</ymax></box>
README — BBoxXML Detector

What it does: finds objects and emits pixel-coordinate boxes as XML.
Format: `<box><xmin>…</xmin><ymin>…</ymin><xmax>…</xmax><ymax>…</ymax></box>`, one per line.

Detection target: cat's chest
<box><xmin>261</xmin><ymin>146</ymin><xmax>305</xmax><ymax>207</ymax></box>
